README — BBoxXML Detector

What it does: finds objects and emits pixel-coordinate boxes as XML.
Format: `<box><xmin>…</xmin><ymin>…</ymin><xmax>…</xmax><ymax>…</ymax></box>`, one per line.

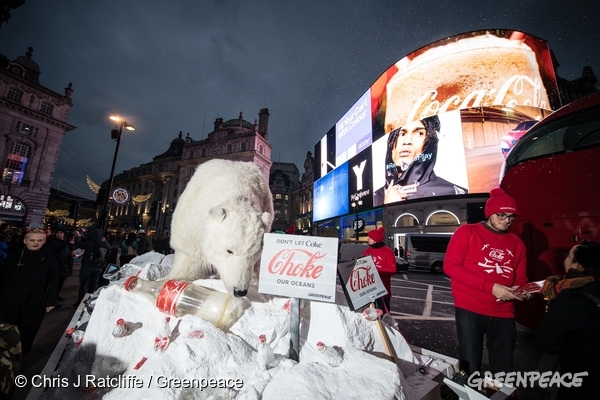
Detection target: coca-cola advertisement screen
<box><xmin>312</xmin><ymin>29</ymin><xmax>558</xmax><ymax>222</ymax></box>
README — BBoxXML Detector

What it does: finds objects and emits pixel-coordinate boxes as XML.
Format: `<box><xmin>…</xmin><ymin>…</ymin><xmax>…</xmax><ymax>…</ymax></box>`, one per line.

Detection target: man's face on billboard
<box><xmin>392</xmin><ymin>119</ymin><xmax>426</xmax><ymax>168</ymax></box>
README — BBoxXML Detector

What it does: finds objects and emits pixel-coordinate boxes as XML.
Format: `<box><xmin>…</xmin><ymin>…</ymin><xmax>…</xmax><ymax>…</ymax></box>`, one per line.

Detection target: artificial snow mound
<box><xmin>40</xmin><ymin>252</ymin><xmax>441</xmax><ymax>399</ymax></box>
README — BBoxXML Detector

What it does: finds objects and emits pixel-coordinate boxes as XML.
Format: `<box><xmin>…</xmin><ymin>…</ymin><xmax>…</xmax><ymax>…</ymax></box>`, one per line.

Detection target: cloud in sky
<box><xmin>0</xmin><ymin>0</ymin><xmax>597</xmax><ymax>199</ymax></box>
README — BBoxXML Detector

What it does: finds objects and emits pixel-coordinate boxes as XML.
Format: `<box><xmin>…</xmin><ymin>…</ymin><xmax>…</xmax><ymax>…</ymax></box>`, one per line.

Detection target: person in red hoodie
<box><xmin>362</xmin><ymin>227</ymin><xmax>396</xmax><ymax>312</ymax></box>
<box><xmin>444</xmin><ymin>188</ymin><xmax>529</xmax><ymax>375</ymax></box>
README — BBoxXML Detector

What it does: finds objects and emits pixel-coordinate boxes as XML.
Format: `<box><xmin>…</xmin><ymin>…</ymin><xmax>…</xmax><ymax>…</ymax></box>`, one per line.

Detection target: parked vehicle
<box><xmin>500</xmin><ymin>91</ymin><xmax>600</xmax><ymax>329</ymax></box>
<box><xmin>338</xmin><ymin>241</ymin><xmax>408</xmax><ymax>273</ymax></box>
<box><xmin>404</xmin><ymin>234</ymin><xmax>452</xmax><ymax>273</ymax></box>
<box><xmin>500</xmin><ymin>119</ymin><xmax>538</xmax><ymax>157</ymax></box>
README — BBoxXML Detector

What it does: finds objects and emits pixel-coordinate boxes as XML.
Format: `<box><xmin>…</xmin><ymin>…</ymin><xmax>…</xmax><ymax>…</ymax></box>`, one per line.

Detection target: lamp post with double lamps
<box><xmin>351</xmin><ymin>195</ymin><xmax>363</xmax><ymax>242</ymax></box>
<box><xmin>101</xmin><ymin>115</ymin><xmax>135</xmax><ymax>232</ymax></box>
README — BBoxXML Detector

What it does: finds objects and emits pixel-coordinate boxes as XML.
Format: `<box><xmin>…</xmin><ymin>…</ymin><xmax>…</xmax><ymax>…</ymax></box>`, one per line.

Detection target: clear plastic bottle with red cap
<box><xmin>123</xmin><ymin>276</ymin><xmax>244</xmax><ymax>329</ymax></box>
<box><xmin>112</xmin><ymin>318</ymin><xmax>131</xmax><ymax>338</ymax></box>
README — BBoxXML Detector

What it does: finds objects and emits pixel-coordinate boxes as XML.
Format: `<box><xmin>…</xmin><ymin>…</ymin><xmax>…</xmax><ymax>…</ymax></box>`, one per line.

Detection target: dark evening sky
<box><xmin>0</xmin><ymin>0</ymin><xmax>597</xmax><ymax>199</ymax></box>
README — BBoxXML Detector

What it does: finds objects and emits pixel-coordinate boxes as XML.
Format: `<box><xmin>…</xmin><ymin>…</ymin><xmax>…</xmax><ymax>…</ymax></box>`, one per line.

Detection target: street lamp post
<box><xmin>162</xmin><ymin>203</ymin><xmax>170</xmax><ymax>233</ymax></box>
<box><xmin>351</xmin><ymin>195</ymin><xmax>363</xmax><ymax>242</ymax></box>
<box><xmin>101</xmin><ymin>115</ymin><xmax>134</xmax><ymax>232</ymax></box>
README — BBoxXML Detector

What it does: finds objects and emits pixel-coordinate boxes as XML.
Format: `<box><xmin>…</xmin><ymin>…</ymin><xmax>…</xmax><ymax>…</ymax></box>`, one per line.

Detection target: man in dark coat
<box><xmin>0</xmin><ymin>228</ymin><xmax>58</xmax><ymax>355</ymax></box>
<box><xmin>74</xmin><ymin>228</ymin><xmax>105</xmax><ymax>306</ymax></box>
<box><xmin>44</xmin><ymin>227</ymin><xmax>70</xmax><ymax>301</ymax></box>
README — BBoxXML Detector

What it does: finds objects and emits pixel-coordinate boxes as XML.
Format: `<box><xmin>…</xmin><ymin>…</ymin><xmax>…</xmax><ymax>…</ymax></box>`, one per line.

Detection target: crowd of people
<box><xmin>0</xmin><ymin>225</ymin><xmax>172</xmax><ymax>354</ymax></box>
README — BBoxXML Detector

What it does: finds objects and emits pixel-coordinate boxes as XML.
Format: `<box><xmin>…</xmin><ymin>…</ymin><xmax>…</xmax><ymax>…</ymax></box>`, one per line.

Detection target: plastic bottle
<box><xmin>154</xmin><ymin>316</ymin><xmax>171</xmax><ymax>351</ymax></box>
<box><xmin>123</xmin><ymin>276</ymin><xmax>242</xmax><ymax>329</ymax></box>
<box><xmin>112</xmin><ymin>318</ymin><xmax>130</xmax><ymax>338</ymax></box>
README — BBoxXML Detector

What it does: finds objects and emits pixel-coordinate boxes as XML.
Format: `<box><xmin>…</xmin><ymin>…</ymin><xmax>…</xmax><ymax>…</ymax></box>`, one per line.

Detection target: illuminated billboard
<box><xmin>313</xmin><ymin>29</ymin><xmax>558</xmax><ymax>222</ymax></box>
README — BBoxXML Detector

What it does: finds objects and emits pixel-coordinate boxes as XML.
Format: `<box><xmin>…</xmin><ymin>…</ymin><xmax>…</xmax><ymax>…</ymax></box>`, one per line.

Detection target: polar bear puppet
<box><xmin>168</xmin><ymin>159</ymin><xmax>274</xmax><ymax>297</ymax></box>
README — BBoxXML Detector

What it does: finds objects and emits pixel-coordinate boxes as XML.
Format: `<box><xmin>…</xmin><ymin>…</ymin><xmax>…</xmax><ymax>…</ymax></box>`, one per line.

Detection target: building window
<box><xmin>0</xmin><ymin>195</ymin><xmax>25</xmax><ymax>213</ymax></box>
<box><xmin>241</xmin><ymin>142</ymin><xmax>247</xmax><ymax>151</ymax></box>
<box><xmin>275</xmin><ymin>194</ymin><xmax>282</xmax><ymax>199</ymax></box>
<box><xmin>425</xmin><ymin>210</ymin><xmax>460</xmax><ymax>225</ymax></box>
<box><xmin>201</xmin><ymin>148</ymin><xmax>206</xmax><ymax>157</ymax></box>
<box><xmin>6</xmin><ymin>87</ymin><xmax>23</xmax><ymax>103</ymax></box>
<box><xmin>394</xmin><ymin>213</ymin><xmax>419</xmax><ymax>227</ymax></box>
<box><xmin>15</xmin><ymin>121</ymin><xmax>38</xmax><ymax>137</ymax></box>
<box><xmin>227</xmin><ymin>144</ymin><xmax>232</xmax><ymax>153</ymax></box>
<box><xmin>40</xmin><ymin>101</ymin><xmax>54</xmax><ymax>116</ymax></box>
<box><xmin>2</xmin><ymin>142</ymin><xmax>31</xmax><ymax>185</ymax></box>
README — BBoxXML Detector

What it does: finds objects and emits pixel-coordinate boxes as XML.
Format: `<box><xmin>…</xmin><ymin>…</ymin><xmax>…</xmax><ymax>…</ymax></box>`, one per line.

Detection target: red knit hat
<box><xmin>368</xmin><ymin>227</ymin><xmax>385</xmax><ymax>242</ymax></box>
<box><xmin>485</xmin><ymin>188</ymin><xmax>519</xmax><ymax>218</ymax></box>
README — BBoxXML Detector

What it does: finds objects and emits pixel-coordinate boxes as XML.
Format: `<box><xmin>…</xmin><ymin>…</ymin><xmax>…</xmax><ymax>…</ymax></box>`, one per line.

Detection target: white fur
<box><xmin>168</xmin><ymin>159</ymin><xmax>274</xmax><ymax>296</ymax></box>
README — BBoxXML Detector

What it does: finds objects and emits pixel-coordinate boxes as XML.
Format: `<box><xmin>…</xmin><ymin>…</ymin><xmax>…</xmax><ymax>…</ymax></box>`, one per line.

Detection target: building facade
<box><xmin>269</xmin><ymin>162</ymin><xmax>299</xmax><ymax>232</ymax></box>
<box><xmin>0</xmin><ymin>47</ymin><xmax>75</xmax><ymax>228</ymax></box>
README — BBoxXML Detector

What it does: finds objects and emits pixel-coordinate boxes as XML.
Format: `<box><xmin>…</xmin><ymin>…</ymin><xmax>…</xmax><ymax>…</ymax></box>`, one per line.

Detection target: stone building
<box><xmin>0</xmin><ymin>47</ymin><xmax>75</xmax><ymax>228</ymax></box>
<box><xmin>269</xmin><ymin>162</ymin><xmax>300</xmax><ymax>232</ymax></box>
<box><xmin>289</xmin><ymin>151</ymin><xmax>314</xmax><ymax>235</ymax></box>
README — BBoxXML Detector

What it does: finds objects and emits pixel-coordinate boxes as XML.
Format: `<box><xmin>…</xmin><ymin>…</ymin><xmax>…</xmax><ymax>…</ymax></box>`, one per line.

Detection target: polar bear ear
<box><xmin>209</xmin><ymin>206</ymin><xmax>227</xmax><ymax>222</ymax></box>
<box><xmin>261</xmin><ymin>212</ymin><xmax>272</xmax><ymax>227</ymax></box>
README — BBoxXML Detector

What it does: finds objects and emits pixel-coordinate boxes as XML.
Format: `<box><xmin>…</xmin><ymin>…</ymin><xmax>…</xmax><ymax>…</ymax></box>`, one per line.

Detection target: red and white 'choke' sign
<box><xmin>337</xmin><ymin>256</ymin><xmax>387</xmax><ymax>311</ymax></box>
<box><xmin>258</xmin><ymin>233</ymin><xmax>339</xmax><ymax>302</ymax></box>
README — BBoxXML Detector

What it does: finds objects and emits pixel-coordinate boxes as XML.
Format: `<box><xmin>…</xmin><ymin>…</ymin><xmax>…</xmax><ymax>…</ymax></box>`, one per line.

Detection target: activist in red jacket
<box><xmin>444</xmin><ymin>188</ymin><xmax>529</xmax><ymax>375</ymax></box>
<box><xmin>362</xmin><ymin>227</ymin><xmax>396</xmax><ymax>311</ymax></box>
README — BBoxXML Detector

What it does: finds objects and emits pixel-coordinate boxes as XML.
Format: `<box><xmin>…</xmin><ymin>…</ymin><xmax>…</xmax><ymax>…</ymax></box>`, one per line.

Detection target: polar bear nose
<box><xmin>233</xmin><ymin>288</ymin><xmax>248</xmax><ymax>297</ymax></box>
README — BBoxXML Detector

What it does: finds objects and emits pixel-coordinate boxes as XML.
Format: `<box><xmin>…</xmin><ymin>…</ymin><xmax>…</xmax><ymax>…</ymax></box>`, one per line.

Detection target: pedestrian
<box><xmin>0</xmin><ymin>234</ymin><xmax>10</xmax><ymax>261</ymax></box>
<box><xmin>44</xmin><ymin>227</ymin><xmax>70</xmax><ymax>301</ymax></box>
<box><xmin>536</xmin><ymin>241</ymin><xmax>600</xmax><ymax>400</ymax></box>
<box><xmin>444</xmin><ymin>188</ymin><xmax>530</xmax><ymax>374</ymax></box>
<box><xmin>89</xmin><ymin>233</ymin><xmax>111</xmax><ymax>291</ymax></box>
<box><xmin>136</xmin><ymin>229</ymin><xmax>153</xmax><ymax>255</ymax></box>
<box><xmin>0</xmin><ymin>228</ymin><xmax>58</xmax><ymax>355</ymax></box>
<box><xmin>73</xmin><ymin>229</ymin><xmax>105</xmax><ymax>306</ymax></box>
<box><xmin>120</xmin><ymin>232</ymin><xmax>139</xmax><ymax>266</ymax></box>
<box><xmin>362</xmin><ymin>227</ymin><xmax>396</xmax><ymax>312</ymax></box>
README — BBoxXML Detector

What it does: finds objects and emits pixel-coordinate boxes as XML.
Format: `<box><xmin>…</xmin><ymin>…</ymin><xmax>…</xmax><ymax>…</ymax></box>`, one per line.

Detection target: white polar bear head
<box><xmin>201</xmin><ymin>196</ymin><xmax>272</xmax><ymax>297</ymax></box>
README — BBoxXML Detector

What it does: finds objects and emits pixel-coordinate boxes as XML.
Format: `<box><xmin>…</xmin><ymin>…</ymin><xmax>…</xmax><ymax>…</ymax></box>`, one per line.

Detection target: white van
<box><xmin>404</xmin><ymin>234</ymin><xmax>452</xmax><ymax>273</ymax></box>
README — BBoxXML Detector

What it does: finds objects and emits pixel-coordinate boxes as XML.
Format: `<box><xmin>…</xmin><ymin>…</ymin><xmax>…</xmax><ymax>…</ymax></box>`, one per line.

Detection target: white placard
<box><xmin>337</xmin><ymin>256</ymin><xmax>388</xmax><ymax>310</ymax></box>
<box><xmin>258</xmin><ymin>233</ymin><xmax>339</xmax><ymax>303</ymax></box>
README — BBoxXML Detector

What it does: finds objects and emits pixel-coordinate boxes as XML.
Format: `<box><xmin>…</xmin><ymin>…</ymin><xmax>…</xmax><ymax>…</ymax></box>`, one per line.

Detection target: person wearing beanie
<box><xmin>361</xmin><ymin>227</ymin><xmax>396</xmax><ymax>311</ymax></box>
<box><xmin>444</xmin><ymin>187</ymin><xmax>529</xmax><ymax>375</ymax></box>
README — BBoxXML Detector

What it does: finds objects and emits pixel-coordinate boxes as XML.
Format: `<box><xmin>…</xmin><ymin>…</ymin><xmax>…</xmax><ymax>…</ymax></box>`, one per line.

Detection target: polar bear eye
<box><xmin>227</xmin><ymin>249</ymin><xmax>234</xmax><ymax>255</ymax></box>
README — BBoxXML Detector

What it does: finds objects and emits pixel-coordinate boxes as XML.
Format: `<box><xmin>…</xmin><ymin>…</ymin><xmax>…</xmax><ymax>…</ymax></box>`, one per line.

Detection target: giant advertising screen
<box><xmin>313</xmin><ymin>29</ymin><xmax>558</xmax><ymax>222</ymax></box>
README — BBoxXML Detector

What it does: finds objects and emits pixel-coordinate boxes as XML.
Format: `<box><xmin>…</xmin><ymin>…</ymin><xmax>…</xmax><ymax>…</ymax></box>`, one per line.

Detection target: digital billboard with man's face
<box><xmin>313</xmin><ymin>29</ymin><xmax>558</xmax><ymax>222</ymax></box>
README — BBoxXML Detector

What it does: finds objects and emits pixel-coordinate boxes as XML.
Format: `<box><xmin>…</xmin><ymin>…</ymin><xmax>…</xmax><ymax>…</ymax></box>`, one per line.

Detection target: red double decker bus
<box><xmin>500</xmin><ymin>91</ymin><xmax>600</xmax><ymax>328</ymax></box>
